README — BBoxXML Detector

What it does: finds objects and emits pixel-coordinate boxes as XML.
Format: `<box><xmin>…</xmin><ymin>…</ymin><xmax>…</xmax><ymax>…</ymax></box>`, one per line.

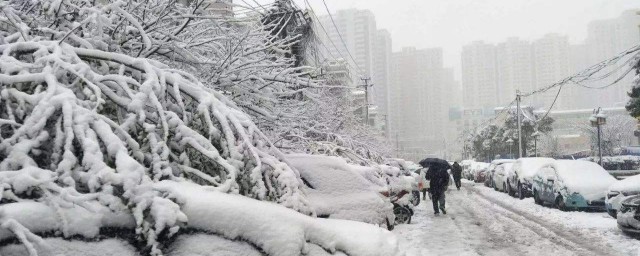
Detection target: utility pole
<box><xmin>360</xmin><ymin>77</ymin><xmax>373</xmax><ymax>125</ymax></box>
<box><xmin>516</xmin><ymin>90</ymin><xmax>523</xmax><ymax>158</ymax></box>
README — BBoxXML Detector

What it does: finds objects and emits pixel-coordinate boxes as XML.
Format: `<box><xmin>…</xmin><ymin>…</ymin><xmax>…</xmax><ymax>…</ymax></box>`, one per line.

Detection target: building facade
<box><xmin>461</xmin><ymin>41</ymin><xmax>498</xmax><ymax>110</ymax></box>
<box><xmin>390</xmin><ymin>47</ymin><xmax>453</xmax><ymax>160</ymax></box>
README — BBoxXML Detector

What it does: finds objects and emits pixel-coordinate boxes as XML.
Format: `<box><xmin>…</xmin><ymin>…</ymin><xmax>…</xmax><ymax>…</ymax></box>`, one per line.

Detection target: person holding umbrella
<box><xmin>420</xmin><ymin>158</ymin><xmax>451</xmax><ymax>215</ymax></box>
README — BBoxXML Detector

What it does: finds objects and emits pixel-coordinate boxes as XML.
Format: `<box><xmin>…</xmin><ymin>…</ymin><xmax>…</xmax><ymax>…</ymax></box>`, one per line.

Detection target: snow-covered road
<box><xmin>394</xmin><ymin>181</ymin><xmax>640</xmax><ymax>256</ymax></box>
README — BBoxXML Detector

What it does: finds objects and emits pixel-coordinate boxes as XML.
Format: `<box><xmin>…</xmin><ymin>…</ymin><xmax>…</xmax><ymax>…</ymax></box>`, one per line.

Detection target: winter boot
<box><xmin>441</xmin><ymin>208</ymin><xmax>447</xmax><ymax>215</ymax></box>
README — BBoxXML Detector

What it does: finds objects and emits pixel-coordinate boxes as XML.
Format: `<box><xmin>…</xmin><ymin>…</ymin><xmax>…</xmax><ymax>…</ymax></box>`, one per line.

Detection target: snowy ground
<box><xmin>393</xmin><ymin>180</ymin><xmax>640</xmax><ymax>256</ymax></box>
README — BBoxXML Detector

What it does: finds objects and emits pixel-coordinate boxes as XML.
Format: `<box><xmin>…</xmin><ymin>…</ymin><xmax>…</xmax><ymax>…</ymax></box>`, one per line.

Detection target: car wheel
<box><xmin>607</xmin><ymin>209</ymin><xmax>617</xmax><ymax>219</ymax></box>
<box><xmin>393</xmin><ymin>205</ymin><xmax>412</xmax><ymax>225</ymax></box>
<box><xmin>533</xmin><ymin>190</ymin><xmax>543</xmax><ymax>205</ymax></box>
<box><xmin>386</xmin><ymin>218</ymin><xmax>394</xmax><ymax>231</ymax></box>
<box><xmin>493</xmin><ymin>181</ymin><xmax>499</xmax><ymax>191</ymax></box>
<box><xmin>503</xmin><ymin>183</ymin><xmax>507</xmax><ymax>193</ymax></box>
<box><xmin>555</xmin><ymin>195</ymin><xmax>568</xmax><ymax>211</ymax></box>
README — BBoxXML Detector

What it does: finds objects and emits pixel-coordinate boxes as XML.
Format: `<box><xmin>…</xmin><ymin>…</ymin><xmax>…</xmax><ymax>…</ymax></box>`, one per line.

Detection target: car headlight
<box><xmin>620</xmin><ymin>205</ymin><xmax>631</xmax><ymax>213</ymax></box>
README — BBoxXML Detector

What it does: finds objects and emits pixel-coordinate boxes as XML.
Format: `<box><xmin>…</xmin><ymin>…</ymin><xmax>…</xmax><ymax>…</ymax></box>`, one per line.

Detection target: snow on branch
<box><xmin>0</xmin><ymin>40</ymin><xmax>311</xmax><ymax>254</ymax></box>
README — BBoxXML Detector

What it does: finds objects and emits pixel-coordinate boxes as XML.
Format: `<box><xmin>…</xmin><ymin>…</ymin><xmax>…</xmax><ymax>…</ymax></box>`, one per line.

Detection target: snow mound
<box><xmin>0</xmin><ymin>238</ymin><xmax>136</xmax><ymax>256</ymax></box>
<box><xmin>167</xmin><ymin>234</ymin><xmax>263</xmax><ymax>256</ymax></box>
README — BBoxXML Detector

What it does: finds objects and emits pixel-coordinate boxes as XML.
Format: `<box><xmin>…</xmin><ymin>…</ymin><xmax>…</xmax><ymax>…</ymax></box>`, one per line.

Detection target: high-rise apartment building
<box><xmin>373</xmin><ymin>29</ymin><xmax>393</xmax><ymax>134</ymax></box>
<box><xmin>318</xmin><ymin>9</ymin><xmax>377</xmax><ymax>82</ymax></box>
<box><xmin>584</xmin><ymin>9</ymin><xmax>640</xmax><ymax>107</ymax></box>
<box><xmin>390</xmin><ymin>47</ymin><xmax>452</xmax><ymax>159</ymax></box>
<box><xmin>496</xmin><ymin>38</ymin><xmax>534</xmax><ymax>107</ymax></box>
<box><xmin>461</xmin><ymin>41</ymin><xmax>498</xmax><ymax>110</ymax></box>
<box><xmin>532</xmin><ymin>34</ymin><xmax>571</xmax><ymax>109</ymax></box>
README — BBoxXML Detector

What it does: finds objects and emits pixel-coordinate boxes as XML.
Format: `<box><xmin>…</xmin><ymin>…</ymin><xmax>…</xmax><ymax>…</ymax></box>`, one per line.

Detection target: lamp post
<box><xmin>506</xmin><ymin>138</ymin><xmax>514</xmax><ymax>159</ymax></box>
<box><xmin>532</xmin><ymin>131</ymin><xmax>540</xmax><ymax>157</ymax></box>
<box><xmin>590</xmin><ymin>108</ymin><xmax>607</xmax><ymax>166</ymax></box>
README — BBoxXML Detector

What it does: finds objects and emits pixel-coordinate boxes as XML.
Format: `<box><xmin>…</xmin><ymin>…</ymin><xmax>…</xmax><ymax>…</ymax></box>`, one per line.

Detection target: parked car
<box><xmin>532</xmin><ymin>160</ymin><xmax>617</xmax><ymax>211</ymax></box>
<box><xmin>461</xmin><ymin>160</ymin><xmax>475</xmax><ymax>180</ymax></box>
<box><xmin>508</xmin><ymin>157</ymin><xmax>555</xmax><ymax>199</ymax></box>
<box><xmin>493</xmin><ymin>163</ymin><xmax>514</xmax><ymax>192</ymax></box>
<box><xmin>474</xmin><ymin>166</ymin><xmax>489</xmax><ymax>183</ymax></box>
<box><xmin>486</xmin><ymin>159</ymin><xmax>516</xmax><ymax>188</ymax></box>
<box><xmin>617</xmin><ymin>195</ymin><xmax>640</xmax><ymax>235</ymax></box>
<box><xmin>286</xmin><ymin>154</ymin><xmax>395</xmax><ymax>230</ymax></box>
<box><xmin>606</xmin><ymin>174</ymin><xmax>640</xmax><ymax>218</ymax></box>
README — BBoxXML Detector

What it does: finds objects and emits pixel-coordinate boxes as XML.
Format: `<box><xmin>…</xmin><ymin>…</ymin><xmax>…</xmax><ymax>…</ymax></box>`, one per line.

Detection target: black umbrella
<box><xmin>419</xmin><ymin>158</ymin><xmax>452</xmax><ymax>170</ymax></box>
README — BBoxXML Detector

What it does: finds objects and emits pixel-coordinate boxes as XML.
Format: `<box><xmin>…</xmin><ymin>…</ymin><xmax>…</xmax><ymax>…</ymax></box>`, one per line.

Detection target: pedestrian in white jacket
<box><xmin>419</xmin><ymin>168</ymin><xmax>431</xmax><ymax>200</ymax></box>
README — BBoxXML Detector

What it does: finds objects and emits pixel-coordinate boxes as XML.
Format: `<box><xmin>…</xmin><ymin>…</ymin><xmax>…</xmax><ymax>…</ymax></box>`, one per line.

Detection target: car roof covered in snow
<box><xmin>491</xmin><ymin>159</ymin><xmax>516</xmax><ymax>165</ymax></box>
<box><xmin>548</xmin><ymin>160</ymin><xmax>617</xmax><ymax>200</ymax></box>
<box><xmin>514</xmin><ymin>157</ymin><xmax>555</xmax><ymax>178</ymax></box>
<box><xmin>286</xmin><ymin>154</ymin><xmax>382</xmax><ymax>192</ymax></box>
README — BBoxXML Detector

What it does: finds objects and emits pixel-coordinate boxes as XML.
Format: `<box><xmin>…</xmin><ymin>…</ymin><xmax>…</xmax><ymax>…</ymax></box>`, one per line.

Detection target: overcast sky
<box><xmin>254</xmin><ymin>0</ymin><xmax>639</xmax><ymax>77</ymax></box>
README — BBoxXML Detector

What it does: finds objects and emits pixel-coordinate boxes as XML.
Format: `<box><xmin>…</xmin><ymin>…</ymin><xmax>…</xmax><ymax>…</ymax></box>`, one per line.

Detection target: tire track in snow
<box><xmin>466</xmin><ymin>185</ymin><xmax>616</xmax><ymax>256</ymax></box>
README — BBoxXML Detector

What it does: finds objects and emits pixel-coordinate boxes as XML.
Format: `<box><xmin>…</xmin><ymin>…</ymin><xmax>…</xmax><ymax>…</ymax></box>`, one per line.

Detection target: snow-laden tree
<box><xmin>470</xmin><ymin>110</ymin><xmax>553</xmax><ymax>161</ymax></box>
<box><xmin>0</xmin><ymin>1</ymin><xmax>316</xmax><ymax>254</ymax></box>
<box><xmin>572</xmin><ymin>115</ymin><xmax>637</xmax><ymax>156</ymax></box>
<box><xmin>264</xmin><ymin>65</ymin><xmax>393</xmax><ymax>164</ymax></box>
<box><xmin>626</xmin><ymin>54</ymin><xmax>640</xmax><ymax>117</ymax></box>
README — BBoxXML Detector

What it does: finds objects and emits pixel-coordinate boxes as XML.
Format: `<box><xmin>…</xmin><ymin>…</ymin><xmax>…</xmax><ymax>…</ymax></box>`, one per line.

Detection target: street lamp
<box><xmin>532</xmin><ymin>131</ymin><xmax>540</xmax><ymax>157</ymax></box>
<box><xmin>590</xmin><ymin>108</ymin><xmax>607</xmax><ymax>166</ymax></box>
<box><xmin>506</xmin><ymin>138</ymin><xmax>514</xmax><ymax>159</ymax></box>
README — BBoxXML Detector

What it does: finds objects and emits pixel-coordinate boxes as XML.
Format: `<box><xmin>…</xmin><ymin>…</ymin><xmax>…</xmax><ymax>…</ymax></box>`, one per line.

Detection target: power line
<box><xmin>320</xmin><ymin>0</ymin><xmax>365</xmax><ymax>75</ymax></box>
<box><xmin>302</xmin><ymin>0</ymin><xmax>362</xmax><ymax>77</ymax></box>
<box><xmin>521</xmin><ymin>44</ymin><xmax>640</xmax><ymax>98</ymax></box>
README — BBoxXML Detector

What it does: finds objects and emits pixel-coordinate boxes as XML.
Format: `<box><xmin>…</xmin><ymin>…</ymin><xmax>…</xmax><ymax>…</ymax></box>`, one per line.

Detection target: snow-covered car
<box><xmin>486</xmin><ymin>159</ymin><xmax>516</xmax><ymax>188</ymax></box>
<box><xmin>493</xmin><ymin>162</ymin><xmax>514</xmax><ymax>192</ymax></box>
<box><xmin>475</xmin><ymin>167</ymin><xmax>489</xmax><ymax>183</ymax></box>
<box><xmin>508</xmin><ymin>157</ymin><xmax>555</xmax><ymax>199</ymax></box>
<box><xmin>606</xmin><ymin>174</ymin><xmax>640</xmax><ymax>218</ymax></box>
<box><xmin>617</xmin><ymin>195</ymin><xmax>640</xmax><ymax>235</ymax></box>
<box><xmin>532</xmin><ymin>160</ymin><xmax>617</xmax><ymax>211</ymax></box>
<box><xmin>461</xmin><ymin>160</ymin><xmax>475</xmax><ymax>180</ymax></box>
<box><xmin>286</xmin><ymin>154</ymin><xmax>395</xmax><ymax>230</ymax></box>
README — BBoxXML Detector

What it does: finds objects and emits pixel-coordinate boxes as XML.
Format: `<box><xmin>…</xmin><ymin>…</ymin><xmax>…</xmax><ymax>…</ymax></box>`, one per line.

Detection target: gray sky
<box><xmin>255</xmin><ymin>0</ymin><xmax>639</xmax><ymax>77</ymax></box>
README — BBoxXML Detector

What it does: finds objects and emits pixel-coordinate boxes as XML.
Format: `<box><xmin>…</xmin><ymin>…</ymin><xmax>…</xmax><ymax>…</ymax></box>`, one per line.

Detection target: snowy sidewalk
<box><xmin>393</xmin><ymin>182</ymin><xmax>637</xmax><ymax>256</ymax></box>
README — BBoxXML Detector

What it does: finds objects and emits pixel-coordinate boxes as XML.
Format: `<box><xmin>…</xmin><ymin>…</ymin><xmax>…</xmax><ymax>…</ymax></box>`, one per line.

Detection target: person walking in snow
<box><xmin>452</xmin><ymin>162</ymin><xmax>463</xmax><ymax>190</ymax></box>
<box><xmin>426</xmin><ymin>165</ymin><xmax>450</xmax><ymax>215</ymax></box>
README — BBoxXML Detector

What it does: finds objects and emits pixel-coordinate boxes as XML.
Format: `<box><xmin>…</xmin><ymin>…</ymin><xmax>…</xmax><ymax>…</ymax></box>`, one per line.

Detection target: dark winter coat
<box><xmin>452</xmin><ymin>162</ymin><xmax>462</xmax><ymax>180</ymax></box>
<box><xmin>426</xmin><ymin>167</ymin><xmax>450</xmax><ymax>193</ymax></box>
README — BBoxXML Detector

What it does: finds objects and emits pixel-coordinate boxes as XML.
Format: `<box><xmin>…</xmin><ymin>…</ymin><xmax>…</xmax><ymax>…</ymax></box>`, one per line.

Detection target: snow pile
<box><xmin>552</xmin><ymin>160</ymin><xmax>617</xmax><ymax>200</ymax></box>
<box><xmin>286</xmin><ymin>154</ymin><xmax>394</xmax><ymax>227</ymax></box>
<box><xmin>155</xmin><ymin>180</ymin><xmax>402</xmax><ymax>256</ymax></box>
<box><xmin>167</xmin><ymin>234</ymin><xmax>264</xmax><ymax>256</ymax></box>
<box><xmin>0</xmin><ymin>238</ymin><xmax>137</xmax><ymax>256</ymax></box>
